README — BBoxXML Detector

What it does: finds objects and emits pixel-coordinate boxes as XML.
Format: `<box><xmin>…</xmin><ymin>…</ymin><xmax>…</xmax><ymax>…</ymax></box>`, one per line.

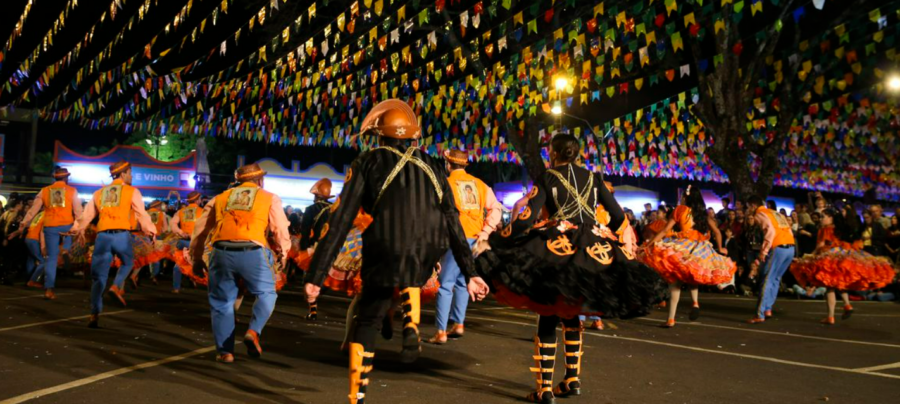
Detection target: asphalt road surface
<box><xmin>2</xmin><ymin>279</ymin><xmax>900</xmax><ymax>404</ymax></box>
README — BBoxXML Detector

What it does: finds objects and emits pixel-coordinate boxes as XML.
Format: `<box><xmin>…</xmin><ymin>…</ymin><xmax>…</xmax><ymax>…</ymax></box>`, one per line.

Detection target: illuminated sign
<box><xmin>53</xmin><ymin>142</ymin><xmax>197</xmax><ymax>198</ymax></box>
<box><xmin>59</xmin><ymin>163</ymin><xmax>196</xmax><ymax>190</ymax></box>
<box><xmin>247</xmin><ymin>158</ymin><xmax>346</xmax><ymax>210</ymax></box>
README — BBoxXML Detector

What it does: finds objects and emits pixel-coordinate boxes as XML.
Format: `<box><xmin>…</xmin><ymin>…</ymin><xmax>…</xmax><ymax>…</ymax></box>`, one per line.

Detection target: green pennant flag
<box><xmin>636</xmin><ymin>23</ymin><xmax>646</xmax><ymax>36</ymax></box>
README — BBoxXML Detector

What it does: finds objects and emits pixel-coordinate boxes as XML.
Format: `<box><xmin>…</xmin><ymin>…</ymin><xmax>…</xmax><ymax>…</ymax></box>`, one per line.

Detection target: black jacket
<box><xmin>305</xmin><ymin>145</ymin><xmax>472</xmax><ymax>288</ymax></box>
<box><xmin>300</xmin><ymin>200</ymin><xmax>332</xmax><ymax>249</ymax></box>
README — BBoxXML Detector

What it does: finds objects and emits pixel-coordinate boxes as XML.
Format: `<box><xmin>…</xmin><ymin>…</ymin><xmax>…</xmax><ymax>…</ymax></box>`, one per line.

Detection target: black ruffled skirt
<box><xmin>476</xmin><ymin>222</ymin><xmax>668</xmax><ymax>319</ymax></box>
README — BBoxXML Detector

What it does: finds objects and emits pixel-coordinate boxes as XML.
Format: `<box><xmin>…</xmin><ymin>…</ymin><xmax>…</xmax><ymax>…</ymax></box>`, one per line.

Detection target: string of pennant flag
<box><xmin>2</xmin><ymin>0</ymin><xmax>900</xmax><ymax>200</ymax></box>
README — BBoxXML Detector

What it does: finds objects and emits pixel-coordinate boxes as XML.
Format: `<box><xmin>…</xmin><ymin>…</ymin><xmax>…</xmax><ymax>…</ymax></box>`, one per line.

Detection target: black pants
<box><xmin>352</xmin><ymin>287</ymin><xmax>396</xmax><ymax>349</ymax></box>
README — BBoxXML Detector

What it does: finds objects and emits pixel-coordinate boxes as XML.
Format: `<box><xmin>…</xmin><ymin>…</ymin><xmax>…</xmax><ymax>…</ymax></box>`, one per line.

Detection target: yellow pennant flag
<box><xmin>751</xmin><ymin>1</ymin><xmax>763</xmax><ymax>16</ymax></box>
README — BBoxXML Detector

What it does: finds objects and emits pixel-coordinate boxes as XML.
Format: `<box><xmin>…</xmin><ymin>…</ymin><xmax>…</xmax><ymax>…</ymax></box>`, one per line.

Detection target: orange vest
<box><xmin>26</xmin><ymin>211</ymin><xmax>44</xmax><ymax>240</ymax></box>
<box><xmin>447</xmin><ymin>170</ymin><xmax>491</xmax><ymax>239</ymax></box>
<box><xmin>759</xmin><ymin>207</ymin><xmax>795</xmax><ymax>247</ymax></box>
<box><xmin>94</xmin><ymin>179</ymin><xmax>136</xmax><ymax>232</ymax></box>
<box><xmin>177</xmin><ymin>204</ymin><xmax>200</xmax><ymax>235</ymax></box>
<box><xmin>41</xmin><ymin>181</ymin><xmax>77</xmax><ymax>227</ymax></box>
<box><xmin>209</xmin><ymin>183</ymin><xmax>273</xmax><ymax>246</ymax></box>
<box><xmin>148</xmin><ymin>208</ymin><xmax>167</xmax><ymax>234</ymax></box>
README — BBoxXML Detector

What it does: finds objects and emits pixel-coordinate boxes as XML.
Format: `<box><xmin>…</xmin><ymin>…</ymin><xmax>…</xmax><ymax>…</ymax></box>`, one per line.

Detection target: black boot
<box><xmin>380</xmin><ymin>309</ymin><xmax>394</xmax><ymax>340</ymax></box>
<box><xmin>553</xmin><ymin>325</ymin><xmax>583</xmax><ymax>397</ymax></box>
<box><xmin>399</xmin><ymin>287</ymin><xmax>421</xmax><ymax>364</ymax></box>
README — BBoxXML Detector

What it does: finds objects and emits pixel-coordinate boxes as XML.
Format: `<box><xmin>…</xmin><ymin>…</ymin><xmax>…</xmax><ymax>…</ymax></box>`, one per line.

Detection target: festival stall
<box><xmin>239</xmin><ymin>156</ymin><xmax>346</xmax><ymax>210</ymax></box>
<box><xmin>53</xmin><ymin>141</ymin><xmax>197</xmax><ymax>201</ymax></box>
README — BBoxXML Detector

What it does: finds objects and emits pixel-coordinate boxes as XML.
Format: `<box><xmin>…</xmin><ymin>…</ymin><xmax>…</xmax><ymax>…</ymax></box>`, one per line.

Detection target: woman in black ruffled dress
<box><xmin>476</xmin><ymin>134</ymin><xmax>667</xmax><ymax>403</ymax></box>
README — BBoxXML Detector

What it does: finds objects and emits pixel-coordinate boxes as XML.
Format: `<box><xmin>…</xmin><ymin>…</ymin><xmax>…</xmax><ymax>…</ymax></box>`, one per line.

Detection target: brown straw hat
<box><xmin>186</xmin><ymin>191</ymin><xmax>202</xmax><ymax>202</ymax></box>
<box><xmin>235</xmin><ymin>163</ymin><xmax>267</xmax><ymax>182</ymax></box>
<box><xmin>443</xmin><ymin>149</ymin><xmax>469</xmax><ymax>166</ymax></box>
<box><xmin>148</xmin><ymin>200</ymin><xmax>164</xmax><ymax>210</ymax></box>
<box><xmin>359</xmin><ymin>99</ymin><xmax>420</xmax><ymax>139</ymax></box>
<box><xmin>109</xmin><ymin>161</ymin><xmax>131</xmax><ymax>176</ymax></box>
<box><xmin>52</xmin><ymin>167</ymin><xmax>71</xmax><ymax>179</ymax></box>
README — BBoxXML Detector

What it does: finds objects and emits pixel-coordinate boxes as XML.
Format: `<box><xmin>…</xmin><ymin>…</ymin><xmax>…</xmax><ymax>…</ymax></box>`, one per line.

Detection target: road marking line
<box><xmin>1</xmin><ymin>293</ymin><xmax>73</xmax><ymax>301</ymax></box>
<box><xmin>460</xmin><ymin>314</ymin><xmax>900</xmax><ymax>381</ymax></box>
<box><xmin>634</xmin><ymin>317</ymin><xmax>900</xmax><ymax>349</ymax></box>
<box><xmin>697</xmin><ymin>297</ymin><xmax>880</xmax><ymax>304</ymax></box>
<box><xmin>0</xmin><ymin>310</ymin><xmax>134</xmax><ymax>333</ymax></box>
<box><xmin>0</xmin><ymin>346</ymin><xmax>216</xmax><ymax>404</ymax></box>
<box><xmin>803</xmin><ymin>312</ymin><xmax>900</xmax><ymax>318</ymax></box>
<box><xmin>855</xmin><ymin>362</ymin><xmax>900</xmax><ymax>372</ymax></box>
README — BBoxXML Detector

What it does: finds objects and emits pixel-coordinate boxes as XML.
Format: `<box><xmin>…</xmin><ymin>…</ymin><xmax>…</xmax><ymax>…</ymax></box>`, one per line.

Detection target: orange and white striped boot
<box><xmin>348</xmin><ymin>343</ymin><xmax>375</xmax><ymax>404</ymax></box>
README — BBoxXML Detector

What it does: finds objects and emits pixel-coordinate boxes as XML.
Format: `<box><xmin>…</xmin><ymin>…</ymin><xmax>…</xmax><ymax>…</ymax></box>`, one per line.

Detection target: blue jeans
<box><xmin>43</xmin><ymin>224</ymin><xmax>72</xmax><ymax>289</ymax></box>
<box><xmin>208</xmin><ymin>246</ymin><xmax>278</xmax><ymax>354</ymax></box>
<box><xmin>25</xmin><ymin>239</ymin><xmax>44</xmax><ymax>282</ymax></box>
<box><xmin>170</xmin><ymin>239</ymin><xmax>188</xmax><ymax>290</ymax></box>
<box><xmin>866</xmin><ymin>292</ymin><xmax>896</xmax><ymax>302</ymax></box>
<box><xmin>90</xmin><ymin>231</ymin><xmax>135</xmax><ymax>315</ymax></box>
<box><xmin>792</xmin><ymin>284</ymin><xmax>826</xmax><ymax>299</ymax></box>
<box><xmin>434</xmin><ymin>238</ymin><xmax>476</xmax><ymax>331</ymax></box>
<box><xmin>151</xmin><ymin>262</ymin><xmax>161</xmax><ymax>277</ymax></box>
<box><xmin>756</xmin><ymin>246</ymin><xmax>795</xmax><ymax>319</ymax></box>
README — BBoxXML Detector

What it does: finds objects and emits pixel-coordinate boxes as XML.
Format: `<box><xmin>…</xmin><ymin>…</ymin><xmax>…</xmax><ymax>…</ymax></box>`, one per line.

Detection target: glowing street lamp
<box><xmin>888</xmin><ymin>75</ymin><xmax>900</xmax><ymax>91</ymax></box>
<box><xmin>555</xmin><ymin>76</ymin><xmax>569</xmax><ymax>90</ymax></box>
<box><xmin>551</xmin><ymin>103</ymin><xmax>563</xmax><ymax>115</ymax></box>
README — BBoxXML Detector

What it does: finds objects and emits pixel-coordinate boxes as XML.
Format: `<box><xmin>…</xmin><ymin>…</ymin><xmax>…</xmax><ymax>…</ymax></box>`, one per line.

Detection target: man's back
<box><xmin>353</xmin><ymin>147</ymin><xmax>453</xmax><ymax>284</ymax></box>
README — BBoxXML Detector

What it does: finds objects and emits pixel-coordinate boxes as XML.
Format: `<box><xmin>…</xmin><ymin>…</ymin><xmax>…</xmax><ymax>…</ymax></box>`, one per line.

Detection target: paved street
<box><xmin>2</xmin><ymin>279</ymin><xmax>900</xmax><ymax>404</ymax></box>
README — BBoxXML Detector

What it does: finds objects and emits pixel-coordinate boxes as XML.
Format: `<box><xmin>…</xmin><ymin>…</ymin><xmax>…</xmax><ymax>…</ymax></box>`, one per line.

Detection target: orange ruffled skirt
<box><xmin>640</xmin><ymin>236</ymin><xmax>737</xmax><ymax>285</ymax></box>
<box><xmin>790</xmin><ymin>247</ymin><xmax>896</xmax><ymax>291</ymax></box>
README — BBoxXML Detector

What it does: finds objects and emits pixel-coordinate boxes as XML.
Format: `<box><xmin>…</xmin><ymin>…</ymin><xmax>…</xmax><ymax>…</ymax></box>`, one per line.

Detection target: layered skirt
<box><xmin>790</xmin><ymin>247</ymin><xmax>896</xmax><ymax>290</ymax></box>
<box><xmin>640</xmin><ymin>236</ymin><xmax>737</xmax><ymax>285</ymax></box>
<box><xmin>476</xmin><ymin>222</ymin><xmax>668</xmax><ymax>319</ymax></box>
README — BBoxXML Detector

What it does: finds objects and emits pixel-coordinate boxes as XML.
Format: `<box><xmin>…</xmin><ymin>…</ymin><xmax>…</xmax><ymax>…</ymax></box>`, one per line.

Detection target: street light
<box><xmin>545</xmin><ymin>104</ymin><xmax>614</xmax><ymax>178</ymax></box>
<box><xmin>555</xmin><ymin>77</ymin><xmax>569</xmax><ymax>90</ymax></box>
<box><xmin>145</xmin><ymin>134</ymin><xmax>168</xmax><ymax>159</ymax></box>
<box><xmin>888</xmin><ymin>75</ymin><xmax>900</xmax><ymax>91</ymax></box>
